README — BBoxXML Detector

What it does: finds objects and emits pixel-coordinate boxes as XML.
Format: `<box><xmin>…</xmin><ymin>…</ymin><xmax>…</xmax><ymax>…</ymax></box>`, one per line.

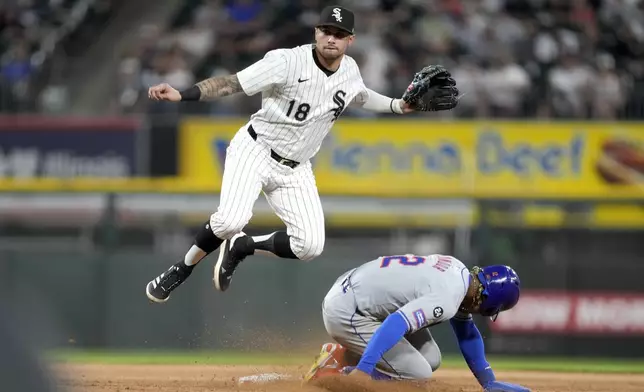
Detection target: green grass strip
<box><xmin>46</xmin><ymin>350</ymin><xmax>644</xmax><ymax>374</ymax></box>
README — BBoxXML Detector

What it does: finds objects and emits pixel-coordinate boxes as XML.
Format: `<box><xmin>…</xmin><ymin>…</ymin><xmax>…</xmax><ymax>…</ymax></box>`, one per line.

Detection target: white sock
<box><xmin>253</xmin><ymin>233</ymin><xmax>274</xmax><ymax>242</ymax></box>
<box><xmin>184</xmin><ymin>245</ymin><xmax>207</xmax><ymax>266</ymax></box>
<box><xmin>252</xmin><ymin>232</ymin><xmax>279</xmax><ymax>258</ymax></box>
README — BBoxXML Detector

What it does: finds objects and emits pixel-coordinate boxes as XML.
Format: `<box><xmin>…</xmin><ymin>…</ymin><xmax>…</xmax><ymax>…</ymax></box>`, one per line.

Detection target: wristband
<box><xmin>390</xmin><ymin>98</ymin><xmax>404</xmax><ymax>114</ymax></box>
<box><xmin>180</xmin><ymin>85</ymin><xmax>201</xmax><ymax>101</ymax></box>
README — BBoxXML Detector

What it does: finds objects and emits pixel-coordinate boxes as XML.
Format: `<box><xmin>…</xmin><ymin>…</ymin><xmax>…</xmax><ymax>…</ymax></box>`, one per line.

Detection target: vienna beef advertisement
<box><xmin>179</xmin><ymin>118</ymin><xmax>644</xmax><ymax>199</ymax></box>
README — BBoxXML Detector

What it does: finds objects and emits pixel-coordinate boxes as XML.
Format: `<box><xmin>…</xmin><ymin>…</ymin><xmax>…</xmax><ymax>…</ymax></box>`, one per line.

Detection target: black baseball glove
<box><xmin>402</xmin><ymin>65</ymin><xmax>459</xmax><ymax>112</ymax></box>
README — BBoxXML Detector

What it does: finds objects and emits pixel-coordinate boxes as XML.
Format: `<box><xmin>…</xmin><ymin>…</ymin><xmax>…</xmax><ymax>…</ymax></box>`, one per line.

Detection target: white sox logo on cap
<box><xmin>332</xmin><ymin>7</ymin><xmax>342</xmax><ymax>22</ymax></box>
<box><xmin>317</xmin><ymin>5</ymin><xmax>354</xmax><ymax>34</ymax></box>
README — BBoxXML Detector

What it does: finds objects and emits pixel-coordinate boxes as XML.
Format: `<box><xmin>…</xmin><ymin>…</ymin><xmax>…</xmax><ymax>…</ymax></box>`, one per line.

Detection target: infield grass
<box><xmin>47</xmin><ymin>350</ymin><xmax>644</xmax><ymax>374</ymax></box>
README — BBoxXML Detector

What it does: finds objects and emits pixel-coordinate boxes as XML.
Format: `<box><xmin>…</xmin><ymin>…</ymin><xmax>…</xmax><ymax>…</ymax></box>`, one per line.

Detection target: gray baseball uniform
<box><xmin>322</xmin><ymin>254</ymin><xmax>472</xmax><ymax>379</ymax></box>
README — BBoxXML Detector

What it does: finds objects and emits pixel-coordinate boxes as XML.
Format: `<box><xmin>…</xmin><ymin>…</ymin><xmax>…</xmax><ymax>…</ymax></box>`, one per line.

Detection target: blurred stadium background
<box><xmin>1</xmin><ymin>0</ymin><xmax>644</xmax><ymax>387</ymax></box>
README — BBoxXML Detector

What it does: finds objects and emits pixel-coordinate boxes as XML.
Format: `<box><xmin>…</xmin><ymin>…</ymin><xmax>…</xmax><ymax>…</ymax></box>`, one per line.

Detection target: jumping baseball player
<box><xmin>304</xmin><ymin>254</ymin><xmax>530</xmax><ymax>392</ymax></box>
<box><xmin>145</xmin><ymin>5</ymin><xmax>459</xmax><ymax>303</ymax></box>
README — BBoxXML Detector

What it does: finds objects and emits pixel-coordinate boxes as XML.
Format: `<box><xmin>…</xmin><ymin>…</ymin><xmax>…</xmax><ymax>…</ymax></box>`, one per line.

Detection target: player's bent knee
<box><xmin>427</xmin><ymin>346</ymin><xmax>442</xmax><ymax>372</ymax></box>
<box><xmin>293</xmin><ymin>248</ymin><xmax>320</xmax><ymax>262</ymax></box>
<box><xmin>415</xmin><ymin>373</ymin><xmax>433</xmax><ymax>381</ymax></box>
<box><xmin>293</xmin><ymin>239</ymin><xmax>324</xmax><ymax>261</ymax></box>
<box><xmin>414</xmin><ymin>364</ymin><xmax>435</xmax><ymax>380</ymax></box>
<box><xmin>292</xmin><ymin>234</ymin><xmax>325</xmax><ymax>261</ymax></box>
<box><xmin>209</xmin><ymin>212</ymin><xmax>248</xmax><ymax>240</ymax></box>
<box><xmin>428</xmin><ymin>352</ymin><xmax>442</xmax><ymax>372</ymax></box>
<box><xmin>399</xmin><ymin>364</ymin><xmax>434</xmax><ymax>381</ymax></box>
<box><xmin>297</xmin><ymin>245</ymin><xmax>324</xmax><ymax>261</ymax></box>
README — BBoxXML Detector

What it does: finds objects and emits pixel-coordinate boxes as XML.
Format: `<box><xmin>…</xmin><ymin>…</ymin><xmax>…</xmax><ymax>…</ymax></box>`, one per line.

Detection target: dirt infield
<box><xmin>53</xmin><ymin>363</ymin><xmax>644</xmax><ymax>392</ymax></box>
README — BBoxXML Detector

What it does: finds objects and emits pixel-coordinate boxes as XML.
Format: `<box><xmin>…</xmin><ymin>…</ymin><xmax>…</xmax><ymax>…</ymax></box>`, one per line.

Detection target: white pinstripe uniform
<box><xmin>209</xmin><ymin>44</ymin><xmax>370</xmax><ymax>261</ymax></box>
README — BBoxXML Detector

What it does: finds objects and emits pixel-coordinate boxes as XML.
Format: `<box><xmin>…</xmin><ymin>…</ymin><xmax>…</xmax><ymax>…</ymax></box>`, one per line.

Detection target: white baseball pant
<box><xmin>209</xmin><ymin>126</ymin><xmax>325</xmax><ymax>261</ymax></box>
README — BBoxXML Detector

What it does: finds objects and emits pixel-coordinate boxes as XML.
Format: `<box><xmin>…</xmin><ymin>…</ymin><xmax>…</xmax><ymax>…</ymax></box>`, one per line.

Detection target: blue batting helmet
<box><xmin>476</xmin><ymin>265</ymin><xmax>521</xmax><ymax>320</ymax></box>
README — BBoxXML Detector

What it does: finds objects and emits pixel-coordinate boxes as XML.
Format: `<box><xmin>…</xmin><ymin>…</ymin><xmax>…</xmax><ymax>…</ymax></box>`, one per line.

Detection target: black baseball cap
<box><xmin>316</xmin><ymin>5</ymin><xmax>355</xmax><ymax>35</ymax></box>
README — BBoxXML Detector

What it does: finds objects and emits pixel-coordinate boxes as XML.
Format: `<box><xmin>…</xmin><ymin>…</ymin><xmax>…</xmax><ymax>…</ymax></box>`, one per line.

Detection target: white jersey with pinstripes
<box><xmin>236</xmin><ymin>44</ymin><xmax>369</xmax><ymax>163</ymax></box>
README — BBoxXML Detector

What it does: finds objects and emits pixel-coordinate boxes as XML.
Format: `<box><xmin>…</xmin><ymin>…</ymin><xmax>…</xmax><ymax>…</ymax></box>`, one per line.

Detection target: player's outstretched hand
<box><xmin>148</xmin><ymin>83</ymin><xmax>182</xmax><ymax>102</ymax></box>
<box><xmin>484</xmin><ymin>380</ymin><xmax>531</xmax><ymax>392</ymax></box>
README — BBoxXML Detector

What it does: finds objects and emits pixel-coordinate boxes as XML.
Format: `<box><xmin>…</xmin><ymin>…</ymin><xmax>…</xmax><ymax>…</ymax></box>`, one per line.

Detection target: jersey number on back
<box><xmin>380</xmin><ymin>255</ymin><xmax>426</xmax><ymax>268</ymax></box>
<box><xmin>380</xmin><ymin>255</ymin><xmax>453</xmax><ymax>271</ymax></box>
<box><xmin>286</xmin><ymin>100</ymin><xmax>311</xmax><ymax>121</ymax></box>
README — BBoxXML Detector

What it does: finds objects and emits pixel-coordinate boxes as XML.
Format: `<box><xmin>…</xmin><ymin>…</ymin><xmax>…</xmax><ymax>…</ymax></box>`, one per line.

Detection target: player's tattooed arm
<box><xmin>151</xmin><ymin>74</ymin><xmax>242</xmax><ymax>102</ymax></box>
<box><xmin>195</xmin><ymin>74</ymin><xmax>243</xmax><ymax>101</ymax></box>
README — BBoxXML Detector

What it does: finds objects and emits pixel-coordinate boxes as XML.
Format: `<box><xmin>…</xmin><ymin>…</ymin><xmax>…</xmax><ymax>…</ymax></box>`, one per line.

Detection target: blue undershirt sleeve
<box><xmin>356</xmin><ymin>312</ymin><xmax>408</xmax><ymax>375</ymax></box>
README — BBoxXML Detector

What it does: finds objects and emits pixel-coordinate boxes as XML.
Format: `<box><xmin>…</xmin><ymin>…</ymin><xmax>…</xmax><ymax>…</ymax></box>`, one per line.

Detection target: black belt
<box><xmin>247</xmin><ymin>125</ymin><xmax>300</xmax><ymax>168</ymax></box>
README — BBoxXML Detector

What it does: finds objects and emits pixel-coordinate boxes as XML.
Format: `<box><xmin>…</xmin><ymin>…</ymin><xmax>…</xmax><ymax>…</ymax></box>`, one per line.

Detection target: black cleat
<box><xmin>213</xmin><ymin>232</ymin><xmax>252</xmax><ymax>292</ymax></box>
<box><xmin>146</xmin><ymin>262</ymin><xmax>193</xmax><ymax>303</ymax></box>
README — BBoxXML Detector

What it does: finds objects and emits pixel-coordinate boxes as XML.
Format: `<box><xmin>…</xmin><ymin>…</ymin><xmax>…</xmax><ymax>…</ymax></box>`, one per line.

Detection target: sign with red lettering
<box><xmin>490</xmin><ymin>291</ymin><xmax>644</xmax><ymax>336</ymax></box>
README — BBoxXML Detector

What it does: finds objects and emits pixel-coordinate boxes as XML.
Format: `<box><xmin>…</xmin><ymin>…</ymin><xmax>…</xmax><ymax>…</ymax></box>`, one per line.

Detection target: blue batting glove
<box><xmin>484</xmin><ymin>381</ymin><xmax>531</xmax><ymax>392</ymax></box>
